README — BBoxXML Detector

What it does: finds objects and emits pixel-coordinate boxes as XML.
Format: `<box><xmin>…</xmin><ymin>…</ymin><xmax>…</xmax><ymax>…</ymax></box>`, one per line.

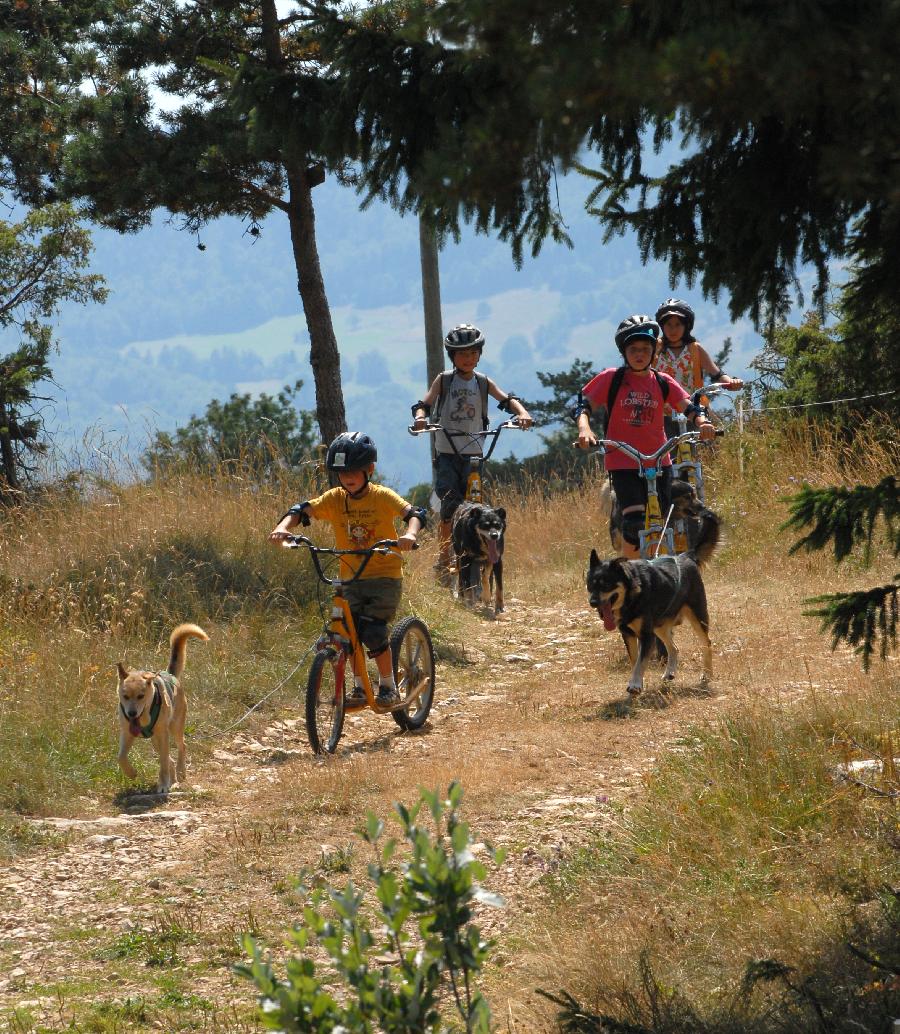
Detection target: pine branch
<box><xmin>804</xmin><ymin>580</ymin><xmax>899</xmax><ymax>671</ymax></box>
<box><xmin>783</xmin><ymin>476</ymin><xmax>899</xmax><ymax>564</ymax></box>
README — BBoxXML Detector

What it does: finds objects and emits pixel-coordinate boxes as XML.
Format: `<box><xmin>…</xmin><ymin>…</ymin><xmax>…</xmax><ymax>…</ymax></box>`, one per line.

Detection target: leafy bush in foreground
<box><xmin>237</xmin><ymin>783</ymin><xmax>504</xmax><ymax>1033</ymax></box>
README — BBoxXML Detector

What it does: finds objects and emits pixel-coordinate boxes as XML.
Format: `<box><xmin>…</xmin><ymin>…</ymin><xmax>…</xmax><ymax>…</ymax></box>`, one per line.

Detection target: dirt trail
<box><xmin>0</xmin><ymin>576</ymin><xmax>841</xmax><ymax>1026</ymax></box>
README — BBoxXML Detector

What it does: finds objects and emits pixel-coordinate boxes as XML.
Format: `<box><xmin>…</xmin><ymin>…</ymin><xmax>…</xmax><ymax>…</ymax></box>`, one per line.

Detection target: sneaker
<box><xmin>346</xmin><ymin>685</ymin><xmax>367</xmax><ymax>705</ymax></box>
<box><xmin>377</xmin><ymin>684</ymin><xmax>400</xmax><ymax>707</ymax></box>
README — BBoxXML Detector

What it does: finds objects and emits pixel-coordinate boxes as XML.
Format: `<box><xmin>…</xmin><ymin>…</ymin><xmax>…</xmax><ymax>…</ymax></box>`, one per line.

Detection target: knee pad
<box><xmin>356</xmin><ymin>615</ymin><xmax>389</xmax><ymax>656</ymax></box>
<box><xmin>621</xmin><ymin>512</ymin><xmax>644</xmax><ymax>547</ymax></box>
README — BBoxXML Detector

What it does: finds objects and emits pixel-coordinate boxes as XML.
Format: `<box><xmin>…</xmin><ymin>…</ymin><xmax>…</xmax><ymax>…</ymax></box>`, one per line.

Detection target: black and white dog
<box><xmin>586</xmin><ymin>508</ymin><xmax>721</xmax><ymax>694</ymax></box>
<box><xmin>451</xmin><ymin>501</ymin><xmax>506</xmax><ymax>614</ymax></box>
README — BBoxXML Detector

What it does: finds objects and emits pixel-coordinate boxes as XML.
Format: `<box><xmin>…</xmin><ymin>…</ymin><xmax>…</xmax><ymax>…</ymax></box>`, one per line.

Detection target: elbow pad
<box><xmin>497</xmin><ymin>393</ymin><xmax>521</xmax><ymax>414</ymax></box>
<box><xmin>411</xmin><ymin>400</ymin><xmax>431</xmax><ymax>419</ymax></box>
<box><xmin>284</xmin><ymin>502</ymin><xmax>311</xmax><ymax>526</ymax></box>
<box><xmin>404</xmin><ymin>505</ymin><xmax>428</xmax><ymax>530</ymax></box>
<box><xmin>682</xmin><ymin>402</ymin><xmax>704</xmax><ymax>424</ymax></box>
<box><xmin>568</xmin><ymin>392</ymin><xmax>592</xmax><ymax>424</ymax></box>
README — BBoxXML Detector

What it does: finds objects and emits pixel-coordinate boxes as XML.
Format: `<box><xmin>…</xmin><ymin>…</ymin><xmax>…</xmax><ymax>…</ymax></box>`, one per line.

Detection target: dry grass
<box><xmin>2</xmin><ymin>417</ymin><xmax>898</xmax><ymax>1033</ymax></box>
<box><xmin>492</xmin><ymin>416</ymin><xmax>900</xmax><ymax>1032</ymax></box>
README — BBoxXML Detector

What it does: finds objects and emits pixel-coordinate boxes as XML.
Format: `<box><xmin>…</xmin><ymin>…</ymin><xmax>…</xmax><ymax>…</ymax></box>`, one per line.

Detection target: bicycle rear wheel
<box><xmin>305</xmin><ymin>649</ymin><xmax>346</xmax><ymax>754</ymax></box>
<box><xmin>389</xmin><ymin>616</ymin><xmax>435</xmax><ymax>731</ymax></box>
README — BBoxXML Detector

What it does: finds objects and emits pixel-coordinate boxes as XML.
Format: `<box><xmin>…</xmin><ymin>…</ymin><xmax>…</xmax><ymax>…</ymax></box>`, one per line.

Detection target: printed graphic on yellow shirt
<box><xmin>348</xmin><ymin>521</ymin><xmax>373</xmax><ymax>547</ymax></box>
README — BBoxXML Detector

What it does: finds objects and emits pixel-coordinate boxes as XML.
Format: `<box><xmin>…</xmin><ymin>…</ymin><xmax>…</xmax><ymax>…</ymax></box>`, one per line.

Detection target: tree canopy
<box><xmin>2</xmin><ymin>0</ymin><xmax>361</xmax><ymax>444</ymax></box>
<box><xmin>0</xmin><ymin>203</ymin><xmax>107</xmax><ymax>500</ymax></box>
<box><xmin>312</xmin><ymin>0</ymin><xmax>900</xmax><ymax>324</ymax></box>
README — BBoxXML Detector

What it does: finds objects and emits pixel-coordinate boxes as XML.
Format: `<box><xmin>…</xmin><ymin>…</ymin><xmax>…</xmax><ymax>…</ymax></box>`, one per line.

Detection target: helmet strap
<box><xmin>341</xmin><ymin>468</ymin><xmax>371</xmax><ymax>499</ymax></box>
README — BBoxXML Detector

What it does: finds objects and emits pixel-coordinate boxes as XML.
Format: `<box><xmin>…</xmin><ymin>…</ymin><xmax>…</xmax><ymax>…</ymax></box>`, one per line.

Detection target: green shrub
<box><xmin>237</xmin><ymin>783</ymin><xmax>504</xmax><ymax>1033</ymax></box>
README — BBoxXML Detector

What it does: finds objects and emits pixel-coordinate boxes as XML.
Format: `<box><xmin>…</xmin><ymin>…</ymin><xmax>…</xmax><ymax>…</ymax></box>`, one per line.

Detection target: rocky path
<box><xmin>0</xmin><ymin>579</ymin><xmax>803</xmax><ymax>1029</ymax></box>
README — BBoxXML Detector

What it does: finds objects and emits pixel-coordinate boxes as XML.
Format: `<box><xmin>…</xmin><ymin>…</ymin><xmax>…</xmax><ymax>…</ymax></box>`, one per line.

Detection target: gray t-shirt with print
<box><xmin>435</xmin><ymin>372</ymin><xmax>487</xmax><ymax>455</ymax></box>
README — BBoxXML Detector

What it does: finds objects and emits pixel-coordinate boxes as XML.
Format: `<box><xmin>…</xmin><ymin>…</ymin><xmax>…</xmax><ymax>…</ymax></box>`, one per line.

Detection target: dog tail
<box><xmin>167</xmin><ymin>623</ymin><xmax>209</xmax><ymax>679</ymax></box>
<box><xmin>689</xmin><ymin>508</ymin><xmax>722</xmax><ymax>568</ymax></box>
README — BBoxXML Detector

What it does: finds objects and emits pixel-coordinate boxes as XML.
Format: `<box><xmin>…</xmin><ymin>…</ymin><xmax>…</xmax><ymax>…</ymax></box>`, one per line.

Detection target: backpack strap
<box><xmin>433</xmin><ymin>370</ymin><xmax>455</xmax><ymax>422</ymax></box>
<box><xmin>604</xmin><ymin>367</ymin><xmax>669</xmax><ymax>433</ymax></box>
<box><xmin>606</xmin><ymin>366</ymin><xmax>628</xmax><ymax>416</ymax></box>
<box><xmin>475</xmin><ymin>371</ymin><xmax>489</xmax><ymax>430</ymax></box>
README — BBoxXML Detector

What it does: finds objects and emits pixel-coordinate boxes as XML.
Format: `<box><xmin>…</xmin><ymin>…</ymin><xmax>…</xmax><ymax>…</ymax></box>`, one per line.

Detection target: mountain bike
<box><xmin>408</xmin><ymin>418</ymin><xmax>527</xmax><ymax>602</ymax></box>
<box><xmin>586</xmin><ymin>427</ymin><xmax>724</xmax><ymax>559</ymax></box>
<box><xmin>670</xmin><ymin>385</ymin><xmax>728</xmax><ymax>504</ymax></box>
<box><xmin>408</xmin><ymin>417</ymin><xmax>527</xmax><ymax>505</ymax></box>
<box><xmin>283</xmin><ymin>535</ymin><xmax>435</xmax><ymax>754</ymax></box>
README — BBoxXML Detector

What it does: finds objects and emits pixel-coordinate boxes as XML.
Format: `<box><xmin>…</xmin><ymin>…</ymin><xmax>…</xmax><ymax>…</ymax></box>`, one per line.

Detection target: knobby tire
<box><xmin>389</xmin><ymin>616</ymin><xmax>435</xmax><ymax>731</ymax></box>
<box><xmin>305</xmin><ymin>649</ymin><xmax>346</xmax><ymax>754</ymax></box>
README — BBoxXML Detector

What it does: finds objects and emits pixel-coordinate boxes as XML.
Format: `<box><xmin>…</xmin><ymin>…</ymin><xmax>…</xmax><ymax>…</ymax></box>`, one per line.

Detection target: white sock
<box><xmin>354</xmin><ymin>675</ymin><xmax>364</xmax><ymax>689</ymax></box>
<box><xmin>380</xmin><ymin>674</ymin><xmax>396</xmax><ymax>690</ymax></box>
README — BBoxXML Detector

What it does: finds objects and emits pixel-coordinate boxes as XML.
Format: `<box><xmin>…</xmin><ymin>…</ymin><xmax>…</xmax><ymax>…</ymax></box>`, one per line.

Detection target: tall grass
<box><xmin>1</xmin><ymin>416</ymin><xmax>896</xmax><ymax>834</ymax></box>
<box><xmin>510</xmin><ymin>415</ymin><xmax>900</xmax><ymax>1033</ymax></box>
<box><xmin>534</xmin><ymin>670</ymin><xmax>900</xmax><ymax>1032</ymax></box>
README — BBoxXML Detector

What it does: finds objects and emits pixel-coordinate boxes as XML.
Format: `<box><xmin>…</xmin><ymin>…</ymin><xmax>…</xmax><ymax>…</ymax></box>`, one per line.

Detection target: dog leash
<box><xmin>653</xmin><ymin>504</ymin><xmax>676</xmax><ymax>558</ymax></box>
<box><xmin>192</xmin><ymin>642</ymin><xmax>318</xmax><ymax>741</ymax></box>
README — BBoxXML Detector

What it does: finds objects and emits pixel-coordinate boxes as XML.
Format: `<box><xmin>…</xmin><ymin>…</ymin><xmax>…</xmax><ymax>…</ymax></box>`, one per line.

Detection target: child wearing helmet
<box><xmin>574</xmin><ymin>315</ymin><xmax>716</xmax><ymax>559</ymax></box>
<box><xmin>268</xmin><ymin>431</ymin><xmax>425</xmax><ymax>705</ymax></box>
<box><xmin>654</xmin><ymin>299</ymin><xmax>744</xmax><ymax>438</ymax></box>
<box><xmin>410</xmin><ymin>324</ymin><xmax>533</xmax><ymax>584</ymax></box>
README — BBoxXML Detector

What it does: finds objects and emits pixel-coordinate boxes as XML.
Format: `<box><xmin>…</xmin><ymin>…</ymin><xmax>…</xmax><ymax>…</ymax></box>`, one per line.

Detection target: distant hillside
<box><xmin>40</xmin><ymin>169</ymin><xmax>761</xmax><ymax>488</ymax></box>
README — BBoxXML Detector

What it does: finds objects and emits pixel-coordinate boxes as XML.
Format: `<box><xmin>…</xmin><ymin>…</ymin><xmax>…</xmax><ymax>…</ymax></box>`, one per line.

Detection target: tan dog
<box><xmin>117</xmin><ymin>623</ymin><xmax>208</xmax><ymax>793</ymax></box>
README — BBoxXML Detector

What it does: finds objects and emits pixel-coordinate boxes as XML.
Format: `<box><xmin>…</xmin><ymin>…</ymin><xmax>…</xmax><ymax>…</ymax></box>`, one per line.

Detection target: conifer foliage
<box><xmin>3</xmin><ymin>0</ymin><xmax>356</xmax><ymax>445</ymax></box>
<box><xmin>0</xmin><ymin>204</ymin><xmax>107</xmax><ymax>501</ymax></box>
<box><xmin>313</xmin><ymin>0</ymin><xmax>900</xmax><ymax>324</ymax></box>
<box><xmin>143</xmin><ymin>380</ymin><xmax>316</xmax><ymax>479</ymax></box>
<box><xmin>784</xmin><ymin>477</ymin><xmax>898</xmax><ymax>670</ymax></box>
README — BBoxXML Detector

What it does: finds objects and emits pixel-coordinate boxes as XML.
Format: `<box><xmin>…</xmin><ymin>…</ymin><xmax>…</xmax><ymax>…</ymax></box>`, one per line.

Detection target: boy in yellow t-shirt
<box><xmin>269</xmin><ymin>432</ymin><xmax>425</xmax><ymax>706</ymax></box>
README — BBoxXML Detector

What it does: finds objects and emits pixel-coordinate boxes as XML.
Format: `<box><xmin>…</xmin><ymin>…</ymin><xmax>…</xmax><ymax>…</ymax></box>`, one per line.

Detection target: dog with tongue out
<box><xmin>586</xmin><ymin>504</ymin><xmax>720</xmax><ymax>696</ymax></box>
<box><xmin>450</xmin><ymin>501</ymin><xmax>507</xmax><ymax>615</ymax></box>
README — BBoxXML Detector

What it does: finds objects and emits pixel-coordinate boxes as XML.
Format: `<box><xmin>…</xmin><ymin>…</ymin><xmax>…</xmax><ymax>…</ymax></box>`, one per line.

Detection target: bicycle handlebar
<box><xmin>576</xmin><ymin>428</ymin><xmax>724</xmax><ymax>464</ymax></box>
<box><xmin>283</xmin><ymin>535</ymin><xmax>407</xmax><ymax>585</ymax></box>
<box><xmin>690</xmin><ymin>385</ymin><xmax>729</xmax><ymax>407</ymax></box>
<box><xmin>407</xmin><ymin>418</ymin><xmax>527</xmax><ymax>462</ymax></box>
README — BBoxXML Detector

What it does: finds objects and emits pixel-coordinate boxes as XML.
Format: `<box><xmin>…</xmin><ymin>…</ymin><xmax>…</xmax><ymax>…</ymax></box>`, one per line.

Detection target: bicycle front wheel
<box><xmin>389</xmin><ymin>616</ymin><xmax>435</xmax><ymax>731</ymax></box>
<box><xmin>305</xmin><ymin>649</ymin><xmax>346</xmax><ymax>754</ymax></box>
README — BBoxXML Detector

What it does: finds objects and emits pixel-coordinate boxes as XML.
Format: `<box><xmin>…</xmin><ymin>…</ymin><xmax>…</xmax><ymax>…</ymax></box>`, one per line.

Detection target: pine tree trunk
<box><xmin>286</xmin><ymin>169</ymin><xmax>347</xmax><ymax>446</ymax></box>
<box><xmin>260</xmin><ymin>0</ymin><xmax>346</xmax><ymax>447</ymax></box>
<box><xmin>419</xmin><ymin>217</ymin><xmax>444</xmax><ymax>386</ymax></box>
<box><xmin>0</xmin><ymin>396</ymin><xmax>19</xmax><ymax>502</ymax></box>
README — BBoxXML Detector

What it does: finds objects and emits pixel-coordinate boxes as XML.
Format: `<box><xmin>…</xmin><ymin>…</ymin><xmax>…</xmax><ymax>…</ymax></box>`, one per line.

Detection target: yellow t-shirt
<box><xmin>307</xmin><ymin>483</ymin><xmax>410</xmax><ymax>579</ymax></box>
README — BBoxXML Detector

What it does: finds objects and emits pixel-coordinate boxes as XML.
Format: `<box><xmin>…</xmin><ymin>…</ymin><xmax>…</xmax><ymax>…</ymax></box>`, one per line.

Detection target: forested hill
<box><xmin>43</xmin><ymin>170</ymin><xmax>757</xmax><ymax>488</ymax></box>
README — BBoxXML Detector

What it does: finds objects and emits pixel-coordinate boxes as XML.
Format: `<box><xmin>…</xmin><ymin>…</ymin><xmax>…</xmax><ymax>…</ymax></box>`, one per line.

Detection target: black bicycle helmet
<box><xmin>614</xmin><ymin>314</ymin><xmax>660</xmax><ymax>354</ymax></box>
<box><xmin>655</xmin><ymin>298</ymin><xmax>695</xmax><ymax>334</ymax></box>
<box><xmin>325</xmin><ymin>431</ymin><xmax>377</xmax><ymax>472</ymax></box>
<box><xmin>444</xmin><ymin>323</ymin><xmax>485</xmax><ymax>352</ymax></box>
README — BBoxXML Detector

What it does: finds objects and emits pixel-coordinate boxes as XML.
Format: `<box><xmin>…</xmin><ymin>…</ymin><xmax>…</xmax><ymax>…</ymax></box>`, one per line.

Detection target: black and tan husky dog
<box><xmin>586</xmin><ymin>508</ymin><xmax>721</xmax><ymax>695</ymax></box>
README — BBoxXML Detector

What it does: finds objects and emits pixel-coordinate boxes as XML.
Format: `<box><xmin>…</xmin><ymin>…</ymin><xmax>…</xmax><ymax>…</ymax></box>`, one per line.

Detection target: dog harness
<box><xmin>648</xmin><ymin>555</ymin><xmax>683</xmax><ymax>618</ymax></box>
<box><xmin>121</xmin><ymin>671</ymin><xmax>176</xmax><ymax>739</ymax></box>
